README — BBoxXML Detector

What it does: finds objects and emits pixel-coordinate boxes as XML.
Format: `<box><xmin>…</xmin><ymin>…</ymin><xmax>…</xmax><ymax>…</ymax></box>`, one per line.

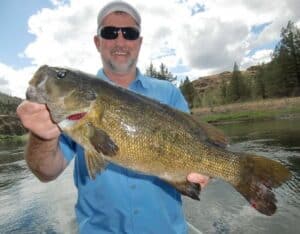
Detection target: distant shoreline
<box><xmin>192</xmin><ymin>96</ymin><xmax>300</xmax><ymax>124</ymax></box>
<box><xmin>1</xmin><ymin>97</ymin><xmax>300</xmax><ymax>142</ymax></box>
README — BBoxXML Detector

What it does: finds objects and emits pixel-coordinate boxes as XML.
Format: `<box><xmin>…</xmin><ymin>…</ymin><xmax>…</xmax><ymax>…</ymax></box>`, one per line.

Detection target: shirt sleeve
<box><xmin>59</xmin><ymin>133</ymin><xmax>76</xmax><ymax>163</ymax></box>
<box><xmin>170</xmin><ymin>86</ymin><xmax>190</xmax><ymax>113</ymax></box>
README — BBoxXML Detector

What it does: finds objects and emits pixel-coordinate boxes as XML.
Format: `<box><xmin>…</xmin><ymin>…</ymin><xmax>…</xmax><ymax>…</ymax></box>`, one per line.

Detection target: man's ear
<box><xmin>94</xmin><ymin>36</ymin><xmax>101</xmax><ymax>52</ymax></box>
<box><xmin>137</xmin><ymin>36</ymin><xmax>143</xmax><ymax>51</ymax></box>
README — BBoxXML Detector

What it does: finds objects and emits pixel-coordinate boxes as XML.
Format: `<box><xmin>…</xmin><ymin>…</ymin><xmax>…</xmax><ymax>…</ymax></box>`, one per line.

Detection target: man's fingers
<box><xmin>17</xmin><ymin>101</ymin><xmax>47</xmax><ymax>115</ymax></box>
<box><xmin>16</xmin><ymin>100</ymin><xmax>60</xmax><ymax>140</ymax></box>
<box><xmin>187</xmin><ymin>173</ymin><xmax>210</xmax><ymax>189</ymax></box>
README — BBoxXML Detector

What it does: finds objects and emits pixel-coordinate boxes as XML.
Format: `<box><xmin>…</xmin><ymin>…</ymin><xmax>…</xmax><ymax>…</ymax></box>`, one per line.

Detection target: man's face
<box><xmin>94</xmin><ymin>12</ymin><xmax>142</xmax><ymax>75</ymax></box>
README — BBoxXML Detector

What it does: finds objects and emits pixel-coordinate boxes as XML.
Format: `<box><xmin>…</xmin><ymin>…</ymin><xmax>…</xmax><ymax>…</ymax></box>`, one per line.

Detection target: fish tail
<box><xmin>233</xmin><ymin>155</ymin><xmax>291</xmax><ymax>216</ymax></box>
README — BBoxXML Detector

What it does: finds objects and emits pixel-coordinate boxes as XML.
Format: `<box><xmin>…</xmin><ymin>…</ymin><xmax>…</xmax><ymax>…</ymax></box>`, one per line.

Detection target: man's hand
<box><xmin>187</xmin><ymin>173</ymin><xmax>210</xmax><ymax>190</ymax></box>
<box><xmin>16</xmin><ymin>100</ymin><xmax>60</xmax><ymax>140</ymax></box>
<box><xmin>17</xmin><ymin>100</ymin><xmax>67</xmax><ymax>182</ymax></box>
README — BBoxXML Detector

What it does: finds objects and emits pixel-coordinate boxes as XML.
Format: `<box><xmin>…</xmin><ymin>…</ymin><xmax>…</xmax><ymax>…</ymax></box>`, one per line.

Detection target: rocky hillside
<box><xmin>0</xmin><ymin>92</ymin><xmax>26</xmax><ymax>135</ymax></box>
<box><xmin>192</xmin><ymin>65</ymin><xmax>260</xmax><ymax>94</ymax></box>
<box><xmin>0</xmin><ymin>115</ymin><xmax>26</xmax><ymax>135</ymax></box>
<box><xmin>0</xmin><ymin>92</ymin><xmax>22</xmax><ymax>114</ymax></box>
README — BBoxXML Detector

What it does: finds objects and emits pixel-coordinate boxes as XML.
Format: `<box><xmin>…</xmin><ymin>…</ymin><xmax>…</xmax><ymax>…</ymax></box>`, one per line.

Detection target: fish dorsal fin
<box><xmin>199</xmin><ymin>119</ymin><xmax>229</xmax><ymax>148</ymax></box>
<box><xmin>190</xmin><ymin>115</ymin><xmax>229</xmax><ymax>148</ymax></box>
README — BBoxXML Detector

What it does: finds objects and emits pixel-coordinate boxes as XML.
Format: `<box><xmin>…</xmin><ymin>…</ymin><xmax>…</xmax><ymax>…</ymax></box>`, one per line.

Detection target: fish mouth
<box><xmin>66</xmin><ymin>112</ymin><xmax>87</xmax><ymax>121</ymax></box>
<box><xmin>58</xmin><ymin>112</ymin><xmax>87</xmax><ymax>130</ymax></box>
<box><xmin>26</xmin><ymin>85</ymin><xmax>47</xmax><ymax>104</ymax></box>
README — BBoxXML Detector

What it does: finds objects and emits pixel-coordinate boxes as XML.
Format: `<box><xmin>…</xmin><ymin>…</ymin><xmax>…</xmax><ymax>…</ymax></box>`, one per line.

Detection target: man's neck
<box><xmin>104</xmin><ymin>69</ymin><xmax>137</xmax><ymax>88</ymax></box>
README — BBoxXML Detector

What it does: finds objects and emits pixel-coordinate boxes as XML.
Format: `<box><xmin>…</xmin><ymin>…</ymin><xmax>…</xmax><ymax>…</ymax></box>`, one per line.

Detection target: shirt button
<box><xmin>130</xmin><ymin>184</ymin><xmax>136</xmax><ymax>189</ymax></box>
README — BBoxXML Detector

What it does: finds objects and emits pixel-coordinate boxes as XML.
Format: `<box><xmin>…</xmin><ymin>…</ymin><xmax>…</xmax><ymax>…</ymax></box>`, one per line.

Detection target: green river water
<box><xmin>0</xmin><ymin>117</ymin><xmax>299</xmax><ymax>233</ymax></box>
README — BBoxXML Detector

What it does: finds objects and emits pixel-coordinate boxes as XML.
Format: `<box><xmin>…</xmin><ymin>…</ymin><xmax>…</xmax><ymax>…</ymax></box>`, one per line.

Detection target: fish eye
<box><xmin>56</xmin><ymin>70</ymin><xmax>67</xmax><ymax>79</ymax></box>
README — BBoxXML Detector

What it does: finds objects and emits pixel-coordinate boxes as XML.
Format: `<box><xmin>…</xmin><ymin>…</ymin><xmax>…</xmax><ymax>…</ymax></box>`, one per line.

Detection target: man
<box><xmin>17</xmin><ymin>1</ymin><xmax>209</xmax><ymax>233</ymax></box>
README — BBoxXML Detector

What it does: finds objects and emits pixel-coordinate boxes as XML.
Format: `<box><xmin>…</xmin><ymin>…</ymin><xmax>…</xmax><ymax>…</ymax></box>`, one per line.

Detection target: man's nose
<box><xmin>115</xmin><ymin>30</ymin><xmax>126</xmax><ymax>44</ymax></box>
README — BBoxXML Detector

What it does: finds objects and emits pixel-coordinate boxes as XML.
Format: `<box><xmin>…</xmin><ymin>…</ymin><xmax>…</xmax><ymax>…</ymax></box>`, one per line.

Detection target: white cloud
<box><xmin>50</xmin><ymin>0</ymin><xmax>68</xmax><ymax>7</ymax></box>
<box><xmin>0</xmin><ymin>63</ymin><xmax>36</xmax><ymax>98</ymax></box>
<box><xmin>24</xmin><ymin>0</ymin><xmax>102</xmax><ymax>73</ymax></box>
<box><xmin>1</xmin><ymin>0</ymin><xmax>299</xmax><ymax>97</ymax></box>
<box><xmin>241</xmin><ymin>49</ymin><xmax>273</xmax><ymax>69</ymax></box>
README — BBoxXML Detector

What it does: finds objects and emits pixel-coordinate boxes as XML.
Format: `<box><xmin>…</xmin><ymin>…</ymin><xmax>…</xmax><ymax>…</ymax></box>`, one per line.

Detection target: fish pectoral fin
<box><xmin>167</xmin><ymin>179</ymin><xmax>201</xmax><ymax>200</ymax></box>
<box><xmin>85</xmin><ymin>150</ymin><xmax>108</xmax><ymax>179</ymax></box>
<box><xmin>88</xmin><ymin>125</ymin><xmax>119</xmax><ymax>157</ymax></box>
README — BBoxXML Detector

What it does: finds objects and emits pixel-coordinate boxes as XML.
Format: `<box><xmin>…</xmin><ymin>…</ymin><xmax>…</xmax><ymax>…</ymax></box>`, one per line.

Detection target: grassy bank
<box><xmin>192</xmin><ymin>97</ymin><xmax>300</xmax><ymax>123</ymax></box>
<box><xmin>0</xmin><ymin>134</ymin><xmax>28</xmax><ymax>144</ymax></box>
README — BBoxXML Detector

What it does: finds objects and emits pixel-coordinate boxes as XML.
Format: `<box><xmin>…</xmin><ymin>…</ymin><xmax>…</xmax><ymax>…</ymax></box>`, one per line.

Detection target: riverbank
<box><xmin>0</xmin><ymin>134</ymin><xmax>27</xmax><ymax>145</ymax></box>
<box><xmin>192</xmin><ymin>96</ymin><xmax>300</xmax><ymax>124</ymax></box>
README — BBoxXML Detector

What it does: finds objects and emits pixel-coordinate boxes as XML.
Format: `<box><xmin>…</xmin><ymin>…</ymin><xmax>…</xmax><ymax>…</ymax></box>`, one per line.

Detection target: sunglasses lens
<box><xmin>100</xmin><ymin>27</ymin><xmax>118</xmax><ymax>39</ymax></box>
<box><xmin>122</xmin><ymin>27</ymin><xmax>140</xmax><ymax>40</ymax></box>
<box><xmin>100</xmin><ymin>27</ymin><xmax>140</xmax><ymax>40</ymax></box>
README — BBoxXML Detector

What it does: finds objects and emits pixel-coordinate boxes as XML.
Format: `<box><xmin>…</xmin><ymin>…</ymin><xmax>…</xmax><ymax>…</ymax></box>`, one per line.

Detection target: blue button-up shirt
<box><xmin>59</xmin><ymin>69</ymin><xmax>190</xmax><ymax>234</ymax></box>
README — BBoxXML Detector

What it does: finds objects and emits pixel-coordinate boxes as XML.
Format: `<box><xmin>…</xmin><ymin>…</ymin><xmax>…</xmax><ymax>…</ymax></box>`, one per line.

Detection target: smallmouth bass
<box><xmin>26</xmin><ymin>65</ymin><xmax>291</xmax><ymax>216</ymax></box>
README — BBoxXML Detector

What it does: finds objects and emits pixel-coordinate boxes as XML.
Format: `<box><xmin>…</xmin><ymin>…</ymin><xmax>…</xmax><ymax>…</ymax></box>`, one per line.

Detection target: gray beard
<box><xmin>104</xmin><ymin>58</ymin><xmax>136</xmax><ymax>74</ymax></box>
<box><xmin>113</xmin><ymin>61</ymin><xmax>135</xmax><ymax>74</ymax></box>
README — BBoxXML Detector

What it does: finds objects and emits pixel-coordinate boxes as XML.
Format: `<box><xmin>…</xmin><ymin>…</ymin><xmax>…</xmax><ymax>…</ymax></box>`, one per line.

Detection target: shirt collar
<box><xmin>96</xmin><ymin>68</ymin><xmax>150</xmax><ymax>89</ymax></box>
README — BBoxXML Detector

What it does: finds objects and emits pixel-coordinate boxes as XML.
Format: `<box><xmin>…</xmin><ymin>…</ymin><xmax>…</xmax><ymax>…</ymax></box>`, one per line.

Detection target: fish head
<box><xmin>26</xmin><ymin>65</ymin><xmax>98</xmax><ymax>125</ymax></box>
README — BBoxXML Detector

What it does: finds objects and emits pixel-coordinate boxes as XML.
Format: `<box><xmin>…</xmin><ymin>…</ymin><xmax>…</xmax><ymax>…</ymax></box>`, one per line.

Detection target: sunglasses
<box><xmin>99</xmin><ymin>26</ymin><xmax>140</xmax><ymax>40</ymax></box>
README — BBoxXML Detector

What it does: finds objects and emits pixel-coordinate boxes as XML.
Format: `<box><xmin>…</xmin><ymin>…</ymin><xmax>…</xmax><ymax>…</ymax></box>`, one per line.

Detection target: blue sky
<box><xmin>0</xmin><ymin>0</ymin><xmax>299</xmax><ymax>98</ymax></box>
<box><xmin>0</xmin><ymin>0</ymin><xmax>54</xmax><ymax>68</ymax></box>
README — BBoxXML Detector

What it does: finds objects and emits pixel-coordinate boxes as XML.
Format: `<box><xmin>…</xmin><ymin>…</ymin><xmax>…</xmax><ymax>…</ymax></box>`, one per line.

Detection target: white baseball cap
<box><xmin>97</xmin><ymin>1</ymin><xmax>141</xmax><ymax>29</ymax></box>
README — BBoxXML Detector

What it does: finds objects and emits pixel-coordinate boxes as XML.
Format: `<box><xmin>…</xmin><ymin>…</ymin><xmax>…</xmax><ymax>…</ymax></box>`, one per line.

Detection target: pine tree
<box><xmin>227</xmin><ymin>62</ymin><xmax>243</xmax><ymax>101</ymax></box>
<box><xmin>220</xmin><ymin>79</ymin><xmax>228</xmax><ymax>103</ymax></box>
<box><xmin>145</xmin><ymin>62</ymin><xmax>157</xmax><ymax>77</ymax></box>
<box><xmin>179</xmin><ymin>76</ymin><xmax>196</xmax><ymax>108</ymax></box>
<box><xmin>145</xmin><ymin>62</ymin><xmax>176</xmax><ymax>82</ymax></box>
<box><xmin>253</xmin><ymin>65</ymin><xmax>267</xmax><ymax>99</ymax></box>
<box><xmin>273</xmin><ymin>21</ymin><xmax>300</xmax><ymax>95</ymax></box>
